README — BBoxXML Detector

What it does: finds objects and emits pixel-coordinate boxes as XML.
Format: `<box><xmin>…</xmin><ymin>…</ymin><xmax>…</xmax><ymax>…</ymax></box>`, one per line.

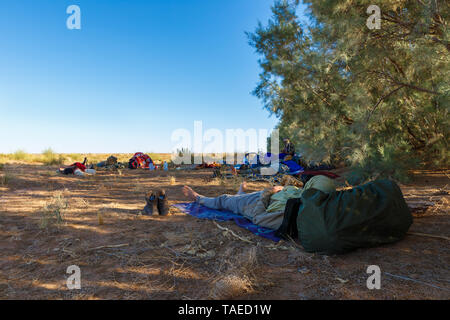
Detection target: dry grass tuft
<box><xmin>210</xmin><ymin>274</ymin><xmax>253</xmax><ymax>299</ymax></box>
<box><xmin>0</xmin><ymin>171</ymin><xmax>14</xmax><ymax>186</ymax></box>
<box><xmin>39</xmin><ymin>191</ymin><xmax>68</xmax><ymax>229</ymax></box>
<box><xmin>41</xmin><ymin>148</ymin><xmax>66</xmax><ymax>165</ymax></box>
<box><xmin>97</xmin><ymin>211</ymin><xmax>104</xmax><ymax>225</ymax></box>
<box><xmin>12</xmin><ymin>150</ymin><xmax>27</xmax><ymax>161</ymax></box>
<box><xmin>238</xmin><ymin>246</ymin><xmax>258</xmax><ymax>270</ymax></box>
<box><xmin>217</xmin><ymin>175</ymin><xmax>244</xmax><ymax>191</ymax></box>
<box><xmin>169</xmin><ymin>176</ymin><xmax>176</xmax><ymax>185</ymax></box>
<box><xmin>75</xmin><ymin>198</ymin><xmax>90</xmax><ymax>208</ymax></box>
<box><xmin>209</xmin><ymin>247</ymin><xmax>259</xmax><ymax>299</ymax></box>
<box><xmin>132</xmin><ymin>180</ymin><xmax>146</xmax><ymax>193</ymax></box>
<box><xmin>41</xmin><ymin>171</ymin><xmax>58</xmax><ymax>177</ymax></box>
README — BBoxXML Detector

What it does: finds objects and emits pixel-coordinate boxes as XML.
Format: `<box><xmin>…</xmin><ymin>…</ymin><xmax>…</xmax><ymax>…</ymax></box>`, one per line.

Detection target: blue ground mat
<box><xmin>173</xmin><ymin>202</ymin><xmax>281</xmax><ymax>242</ymax></box>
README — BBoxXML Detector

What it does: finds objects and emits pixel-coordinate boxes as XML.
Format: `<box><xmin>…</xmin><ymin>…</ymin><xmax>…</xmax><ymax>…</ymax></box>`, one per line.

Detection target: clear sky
<box><xmin>0</xmin><ymin>0</ymin><xmax>300</xmax><ymax>154</ymax></box>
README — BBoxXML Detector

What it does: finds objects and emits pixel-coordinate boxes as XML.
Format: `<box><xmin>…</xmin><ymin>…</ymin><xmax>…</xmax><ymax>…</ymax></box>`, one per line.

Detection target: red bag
<box><xmin>71</xmin><ymin>162</ymin><xmax>86</xmax><ymax>172</ymax></box>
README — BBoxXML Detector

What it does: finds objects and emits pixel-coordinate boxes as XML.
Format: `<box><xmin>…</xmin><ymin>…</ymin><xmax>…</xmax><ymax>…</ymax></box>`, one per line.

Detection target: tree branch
<box><xmin>431</xmin><ymin>37</ymin><xmax>450</xmax><ymax>52</ymax></box>
<box><xmin>366</xmin><ymin>85</ymin><xmax>405</xmax><ymax>122</ymax></box>
<box><xmin>392</xmin><ymin>81</ymin><xmax>441</xmax><ymax>95</ymax></box>
<box><xmin>371</xmin><ymin>71</ymin><xmax>441</xmax><ymax>95</ymax></box>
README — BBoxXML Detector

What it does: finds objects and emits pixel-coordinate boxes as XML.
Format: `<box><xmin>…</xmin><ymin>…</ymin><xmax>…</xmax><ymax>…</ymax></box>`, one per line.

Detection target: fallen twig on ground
<box><xmin>213</xmin><ymin>221</ymin><xmax>294</xmax><ymax>250</ymax></box>
<box><xmin>213</xmin><ymin>221</ymin><xmax>254</xmax><ymax>244</ymax></box>
<box><xmin>62</xmin><ymin>248</ymin><xmax>76</xmax><ymax>257</ymax></box>
<box><xmin>263</xmin><ymin>258</ymin><xmax>295</xmax><ymax>267</ymax></box>
<box><xmin>87</xmin><ymin>243</ymin><xmax>129</xmax><ymax>251</ymax></box>
<box><xmin>385</xmin><ymin>272</ymin><xmax>450</xmax><ymax>292</ymax></box>
<box><xmin>407</xmin><ymin>232</ymin><xmax>450</xmax><ymax>241</ymax></box>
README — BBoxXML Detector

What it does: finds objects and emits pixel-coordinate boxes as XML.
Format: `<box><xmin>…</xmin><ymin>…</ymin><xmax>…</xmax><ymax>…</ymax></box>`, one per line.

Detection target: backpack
<box><xmin>276</xmin><ymin>180</ymin><xmax>412</xmax><ymax>255</ymax></box>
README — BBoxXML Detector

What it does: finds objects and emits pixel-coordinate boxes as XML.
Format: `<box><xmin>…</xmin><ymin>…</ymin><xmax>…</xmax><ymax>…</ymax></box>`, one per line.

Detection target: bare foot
<box><xmin>237</xmin><ymin>181</ymin><xmax>247</xmax><ymax>195</ymax></box>
<box><xmin>183</xmin><ymin>186</ymin><xmax>200</xmax><ymax>201</ymax></box>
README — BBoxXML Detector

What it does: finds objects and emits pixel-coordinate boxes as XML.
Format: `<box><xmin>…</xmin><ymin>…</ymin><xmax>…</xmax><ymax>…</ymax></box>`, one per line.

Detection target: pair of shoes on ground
<box><xmin>143</xmin><ymin>189</ymin><xmax>169</xmax><ymax>216</ymax></box>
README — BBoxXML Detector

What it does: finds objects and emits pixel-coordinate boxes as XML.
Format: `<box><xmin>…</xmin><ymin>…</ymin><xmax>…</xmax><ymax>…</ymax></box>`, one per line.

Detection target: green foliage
<box><xmin>40</xmin><ymin>191</ymin><xmax>68</xmax><ymax>229</ymax></box>
<box><xmin>0</xmin><ymin>172</ymin><xmax>13</xmax><ymax>186</ymax></box>
<box><xmin>12</xmin><ymin>149</ymin><xmax>27</xmax><ymax>161</ymax></box>
<box><xmin>249</xmin><ymin>0</ymin><xmax>449</xmax><ymax>181</ymax></box>
<box><xmin>41</xmin><ymin>148</ymin><xmax>66</xmax><ymax>166</ymax></box>
<box><xmin>145</xmin><ymin>152</ymin><xmax>170</xmax><ymax>162</ymax></box>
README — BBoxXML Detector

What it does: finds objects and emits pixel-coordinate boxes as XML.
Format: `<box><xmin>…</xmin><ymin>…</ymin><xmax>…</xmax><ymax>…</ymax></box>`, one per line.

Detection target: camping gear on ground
<box><xmin>196</xmin><ymin>162</ymin><xmax>221</xmax><ymax>169</ymax></box>
<box><xmin>96</xmin><ymin>161</ymin><xmax>107</xmax><ymax>168</ymax></box>
<box><xmin>239</xmin><ymin>172</ymin><xmax>281</xmax><ymax>184</ymax></box>
<box><xmin>106</xmin><ymin>155</ymin><xmax>117</xmax><ymax>166</ymax></box>
<box><xmin>74</xmin><ymin>168</ymin><xmax>96</xmax><ymax>176</ymax></box>
<box><xmin>304</xmin><ymin>163</ymin><xmax>336</xmax><ymax>171</ymax></box>
<box><xmin>243</xmin><ymin>152</ymin><xmax>264</xmax><ymax>168</ymax></box>
<box><xmin>173</xmin><ymin>202</ymin><xmax>281</xmax><ymax>242</ymax></box>
<box><xmin>275</xmin><ymin>180</ymin><xmax>413</xmax><ymax>255</ymax></box>
<box><xmin>281</xmin><ymin>160</ymin><xmax>304</xmax><ymax>175</ymax></box>
<box><xmin>232</xmin><ymin>153</ymin><xmax>304</xmax><ymax>176</ymax></box>
<box><xmin>96</xmin><ymin>155</ymin><xmax>118</xmax><ymax>169</ymax></box>
<box><xmin>234</xmin><ymin>153</ymin><xmax>272</xmax><ymax>172</ymax></box>
<box><xmin>259</xmin><ymin>160</ymin><xmax>281</xmax><ymax>176</ymax></box>
<box><xmin>129</xmin><ymin>152</ymin><xmax>153</xmax><ymax>169</ymax></box>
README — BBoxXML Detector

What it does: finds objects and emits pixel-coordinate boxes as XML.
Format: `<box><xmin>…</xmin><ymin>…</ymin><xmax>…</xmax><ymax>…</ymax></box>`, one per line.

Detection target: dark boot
<box><xmin>157</xmin><ymin>189</ymin><xmax>169</xmax><ymax>216</ymax></box>
<box><xmin>143</xmin><ymin>192</ymin><xmax>157</xmax><ymax>216</ymax></box>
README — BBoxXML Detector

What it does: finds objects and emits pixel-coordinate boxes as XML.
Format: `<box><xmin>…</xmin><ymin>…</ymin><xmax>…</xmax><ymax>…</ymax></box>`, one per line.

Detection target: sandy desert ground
<box><xmin>0</xmin><ymin>163</ymin><xmax>449</xmax><ymax>300</ymax></box>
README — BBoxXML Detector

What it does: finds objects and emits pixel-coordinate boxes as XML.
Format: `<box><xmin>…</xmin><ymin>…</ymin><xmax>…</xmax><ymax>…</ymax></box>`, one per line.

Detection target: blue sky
<box><xmin>0</xmin><ymin>0</ymin><xmax>304</xmax><ymax>154</ymax></box>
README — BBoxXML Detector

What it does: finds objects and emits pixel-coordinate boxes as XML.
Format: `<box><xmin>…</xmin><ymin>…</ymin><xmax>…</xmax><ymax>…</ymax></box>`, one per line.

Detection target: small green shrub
<box><xmin>66</xmin><ymin>153</ymin><xmax>81</xmax><ymax>163</ymax></box>
<box><xmin>40</xmin><ymin>191</ymin><xmax>68</xmax><ymax>229</ymax></box>
<box><xmin>1</xmin><ymin>174</ymin><xmax>10</xmax><ymax>185</ymax></box>
<box><xmin>41</xmin><ymin>148</ymin><xmax>66</xmax><ymax>166</ymax></box>
<box><xmin>0</xmin><ymin>170</ymin><xmax>13</xmax><ymax>185</ymax></box>
<box><xmin>12</xmin><ymin>150</ymin><xmax>27</xmax><ymax>161</ymax></box>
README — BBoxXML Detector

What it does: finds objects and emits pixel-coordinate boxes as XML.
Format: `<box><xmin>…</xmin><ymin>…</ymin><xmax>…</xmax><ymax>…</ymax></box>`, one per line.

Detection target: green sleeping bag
<box><xmin>297</xmin><ymin>179</ymin><xmax>413</xmax><ymax>255</ymax></box>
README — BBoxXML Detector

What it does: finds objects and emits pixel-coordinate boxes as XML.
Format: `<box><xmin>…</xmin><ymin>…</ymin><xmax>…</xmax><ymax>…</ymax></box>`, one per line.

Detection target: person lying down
<box><xmin>182</xmin><ymin>175</ymin><xmax>336</xmax><ymax>230</ymax></box>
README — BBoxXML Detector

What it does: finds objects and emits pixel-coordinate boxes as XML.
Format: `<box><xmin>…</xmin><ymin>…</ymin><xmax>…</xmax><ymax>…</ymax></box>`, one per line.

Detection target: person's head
<box><xmin>283</xmin><ymin>138</ymin><xmax>290</xmax><ymax>145</ymax></box>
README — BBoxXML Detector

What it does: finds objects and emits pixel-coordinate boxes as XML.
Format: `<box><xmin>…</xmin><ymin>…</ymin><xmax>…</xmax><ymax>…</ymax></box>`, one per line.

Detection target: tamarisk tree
<box><xmin>248</xmin><ymin>0</ymin><xmax>449</xmax><ymax>181</ymax></box>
